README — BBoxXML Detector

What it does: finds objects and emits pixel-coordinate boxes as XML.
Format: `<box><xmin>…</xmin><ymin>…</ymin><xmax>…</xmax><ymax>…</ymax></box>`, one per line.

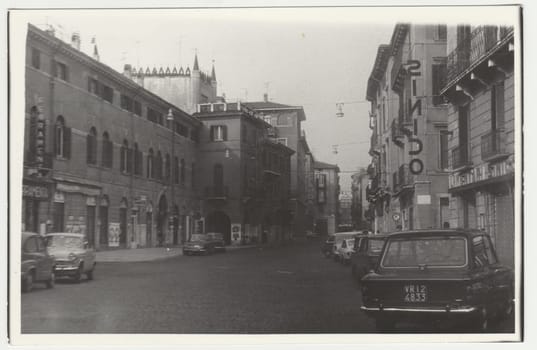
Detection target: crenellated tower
<box><xmin>124</xmin><ymin>54</ymin><xmax>217</xmax><ymax>114</ymax></box>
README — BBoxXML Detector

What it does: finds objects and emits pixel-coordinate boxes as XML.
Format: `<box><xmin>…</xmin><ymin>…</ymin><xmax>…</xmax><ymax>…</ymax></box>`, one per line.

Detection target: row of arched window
<box><xmin>54</xmin><ymin>116</ymin><xmax>192</xmax><ymax>185</ymax></box>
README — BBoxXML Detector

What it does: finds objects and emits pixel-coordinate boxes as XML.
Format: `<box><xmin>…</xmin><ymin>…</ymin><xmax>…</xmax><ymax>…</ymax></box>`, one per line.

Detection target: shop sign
<box><xmin>417</xmin><ymin>195</ymin><xmax>431</xmax><ymax>205</ymax></box>
<box><xmin>449</xmin><ymin>159</ymin><xmax>514</xmax><ymax>189</ymax></box>
<box><xmin>22</xmin><ymin>185</ymin><xmax>49</xmax><ymax>199</ymax></box>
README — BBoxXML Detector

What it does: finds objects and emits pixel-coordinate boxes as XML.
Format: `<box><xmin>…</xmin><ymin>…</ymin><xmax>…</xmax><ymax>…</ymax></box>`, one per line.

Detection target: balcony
<box><xmin>452</xmin><ymin>143</ymin><xmax>472</xmax><ymax>170</ymax></box>
<box><xmin>481</xmin><ymin>129</ymin><xmax>509</xmax><ymax>162</ymax></box>
<box><xmin>204</xmin><ymin>186</ymin><xmax>229</xmax><ymax>200</ymax></box>
<box><xmin>393</xmin><ymin>164</ymin><xmax>413</xmax><ymax>195</ymax></box>
<box><xmin>444</xmin><ymin>25</ymin><xmax>514</xmax><ymax>93</ymax></box>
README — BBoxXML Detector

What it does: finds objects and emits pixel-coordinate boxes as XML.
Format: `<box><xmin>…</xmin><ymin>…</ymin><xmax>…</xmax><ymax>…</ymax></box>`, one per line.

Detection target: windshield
<box><xmin>47</xmin><ymin>235</ymin><xmax>84</xmax><ymax>250</ymax></box>
<box><xmin>381</xmin><ymin>236</ymin><xmax>467</xmax><ymax>268</ymax></box>
<box><xmin>369</xmin><ymin>239</ymin><xmax>385</xmax><ymax>253</ymax></box>
<box><xmin>189</xmin><ymin>234</ymin><xmax>207</xmax><ymax>242</ymax></box>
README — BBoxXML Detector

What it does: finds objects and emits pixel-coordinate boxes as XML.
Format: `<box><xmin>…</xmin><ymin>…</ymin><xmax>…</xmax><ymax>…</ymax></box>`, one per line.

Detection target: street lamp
<box><xmin>167</xmin><ymin>109</ymin><xmax>177</xmax><ymax>245</ymax></box>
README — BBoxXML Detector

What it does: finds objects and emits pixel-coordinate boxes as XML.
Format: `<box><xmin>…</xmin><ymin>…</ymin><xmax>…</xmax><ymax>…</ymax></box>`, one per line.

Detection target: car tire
<box><xmin>22</xmin><ymin>271</ymin><xmax>34</xmax><ymax>293</ymax></box>
<box><xmin>45</xmin><ymin>270</ymin><xmax>55</xmax><ymax>289</ymax></box>
<box><xmin>86</xmin><ymin>268</ymin><xmax>94</xmax><ymax>281</ymax></box>
<box><xmin>375</xmin><ymin>318</ymin><xmax>396</xmax><ymax>332</ymax></box>
<box><xmin>73</xmin><ymin>265</ymin><xmax>83</xmax><ymax>283</ymax></box>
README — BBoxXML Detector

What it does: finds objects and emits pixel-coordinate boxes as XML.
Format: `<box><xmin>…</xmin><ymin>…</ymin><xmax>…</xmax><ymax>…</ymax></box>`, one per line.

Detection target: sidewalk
<box><xmin>96</xmin><ymin>244</ymin><xmax>258</xmax><ymax>263</ymax></box>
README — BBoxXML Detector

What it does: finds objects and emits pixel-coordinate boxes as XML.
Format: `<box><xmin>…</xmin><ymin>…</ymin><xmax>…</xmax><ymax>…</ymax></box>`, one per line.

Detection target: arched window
<box><xmin>134</xmin><ymin>143</ymin><xmax>142</xmax><ymax>176</ymax></box>
<box><xmin>86</xmin><ymin>127</ymin><xmax>97</xmax><ymax>164</ymax></box>
<box><xmin>147</xmin><ymin>148</ymin><xmax>154</xmax><ymax>178</ymax></box>
<box><xmin>120</xmin><ymin>139</ymin><xmax>129</xmax><ymax>173</ymax></box>
<box><xmin>101</xmin><ymin>132</ymin><xmax>113</xmax><ymax>168</ymax></box>
<box><xmin>156</xmin><ymin>151</ymin><xmax>163</xmax><ymax>180</ymax></box>
<box><xmin>173</xmin><ymin>156</ymin><xmax>179</xmax><ymax>184</ymax></box>
<box><xmin>165</xmin><ymin>153</ymin><xmax>171</xmax><ymax>181</ymax></box>
<box><xmin>54</xmin><ymin>115</ymin><xmax>71</xmax><ymax>158</ymax></box>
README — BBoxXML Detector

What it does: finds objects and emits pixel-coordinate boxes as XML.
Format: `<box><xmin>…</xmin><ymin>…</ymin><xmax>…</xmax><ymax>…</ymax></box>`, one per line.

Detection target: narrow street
<box><xmin>21</xmin><ymin>240</ymin><xmax>514</xmax><ymax>334</ymax></box>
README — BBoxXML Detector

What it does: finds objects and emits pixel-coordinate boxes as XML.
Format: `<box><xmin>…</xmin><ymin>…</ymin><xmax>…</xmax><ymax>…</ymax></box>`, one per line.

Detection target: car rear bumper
<box><xmin>360</xmin><ymin>305</ymin><xmax>479</xmax><ymax>322</ymax></box>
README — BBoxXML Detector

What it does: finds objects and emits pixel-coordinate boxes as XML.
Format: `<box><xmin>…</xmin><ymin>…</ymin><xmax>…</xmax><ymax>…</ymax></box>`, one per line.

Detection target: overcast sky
<box><xmin>13</xmin><ymin>7</ymin><xmax>518</xmax><ymax>191</ymax></box>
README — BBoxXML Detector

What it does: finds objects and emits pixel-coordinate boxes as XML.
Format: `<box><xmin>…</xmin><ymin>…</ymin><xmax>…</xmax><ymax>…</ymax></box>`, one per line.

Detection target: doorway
<box><xmin>206</xmin><ymin>211</ymin><xmax>231</xmax><ymax>244</ymax></box>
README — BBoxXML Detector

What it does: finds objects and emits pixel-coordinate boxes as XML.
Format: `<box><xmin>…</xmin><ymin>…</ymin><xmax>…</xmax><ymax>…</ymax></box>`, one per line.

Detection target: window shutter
<box><xmin>223</xmin><ymin>126</ymin><xmax>228</xmax><ymax>141</ymax></box>
<box><xmin>127</xmin><ymin>148</ymin><xmax>133</xmax><ymax>173</ymax></box>
<box><xmin>86</xmin><ymin>134</ymin><xmax>92</xmax><ymax>163</ymax></box>
<box><xmin>210</xmin><ymin>126</ymin><xmax>214</xmax><ymax>141</ymax></box>
<box><xmin>496</xmin><ymin>82</ymin><xmax>505</xmax><ymax>128</ymax></box>
<box><xmin>108</xmin><ymin>140</ymin><xmax>114</xmax><ymax>167</ymax></box>
<box><xmin>63</xmin><ymin>127</ymin><xmax>71</xmax><ymax>159</ymax></box>
<box><xmin>120</xmin><ymin>147</ymin><xmax>125</xmax><ymax>172</ymax></box>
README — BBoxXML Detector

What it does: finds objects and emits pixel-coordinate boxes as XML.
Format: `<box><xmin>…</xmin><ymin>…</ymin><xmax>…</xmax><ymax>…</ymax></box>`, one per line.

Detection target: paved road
<box><xmin>21</xmin><ymin>239</ymin><xmax>514</xmax><ymax>334</ymax></box>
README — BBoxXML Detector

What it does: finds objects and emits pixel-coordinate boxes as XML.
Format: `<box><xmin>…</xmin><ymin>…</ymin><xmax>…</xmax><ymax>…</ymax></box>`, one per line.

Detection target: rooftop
<box><xmin>314</xmin><ymin>160</ymin><xmax>339</xmax><ymax>170</ymax></box>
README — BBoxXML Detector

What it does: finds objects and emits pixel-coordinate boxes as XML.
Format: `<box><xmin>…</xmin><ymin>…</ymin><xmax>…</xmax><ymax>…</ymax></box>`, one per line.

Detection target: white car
<box><xmin>45</xmin><ymin>233</ymin><xmax>96</xmax><ymax>282</ymax></box>
<box><xmin>337</xmin><ymin>238</ymin><xmax>356</xmax><ymax>265</ymax></box>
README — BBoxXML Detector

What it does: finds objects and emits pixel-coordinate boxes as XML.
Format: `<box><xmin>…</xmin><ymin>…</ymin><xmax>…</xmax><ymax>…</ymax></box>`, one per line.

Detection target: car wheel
<box><xmin>22</xmin><ymin>271</ymin><xmax>34</xmax><ymax>293</ymax></box>
<box><xmin>73</xmin><ymin>265</ymin><xmax>83</xmax><ymax>283</ymax></box>
<box><xmin>375</xmin><ymin>318</ymin><xmax>396</xmax><ymax>332</ymax></box>
<box><xmin>45</xmin><ymin>270</ymin><xmax>55</xmax><ymax>289</ymax></box>
<box><xmin>86</xmin><ymin>268</ymin><xmax>94</xmax><ymax>281</ymax></box>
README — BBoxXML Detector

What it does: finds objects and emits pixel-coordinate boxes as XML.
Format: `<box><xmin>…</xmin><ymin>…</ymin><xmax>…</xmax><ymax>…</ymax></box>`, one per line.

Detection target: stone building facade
<box><xmin>313</xmin><ymin>161</ymin><xmax>340</xmax><ymax>236</ymax></box>
<box><xmin>365</xmin><ymin>24</ymin><xmax>450</xmax><ymax>234</ymax></box>
<box><xmin>23</xmin><ymin>24</ymin><xmax>201</xmax><ymax>249</ymax></box>
<box><xmin>194</xmin><ymin>102</ymin><xmax>295</xmax><ymax>246</ymax></box>
<box><xmin>440</xmin><ymin>25</ymin><xmax>515</xmax><ymax>267</ymax></box>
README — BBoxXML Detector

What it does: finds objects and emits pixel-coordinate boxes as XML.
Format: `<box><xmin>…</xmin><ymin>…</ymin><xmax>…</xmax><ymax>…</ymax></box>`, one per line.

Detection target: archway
<box><xmin>206</xmin><ymin>211</ymin><xmax>231</xmax><ymax>245</ymax></box>
<box><xmin>157</xmin><ymin>195</ymin><xmax>168</xmax><ymax>246</ymax></box>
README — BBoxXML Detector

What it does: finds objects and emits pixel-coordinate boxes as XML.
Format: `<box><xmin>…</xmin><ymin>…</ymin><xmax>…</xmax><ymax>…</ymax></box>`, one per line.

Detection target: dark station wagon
<box><xmin>360</xmin><ymin>229</ymin><xmax>514</xmax><ymax>332</ymax></box>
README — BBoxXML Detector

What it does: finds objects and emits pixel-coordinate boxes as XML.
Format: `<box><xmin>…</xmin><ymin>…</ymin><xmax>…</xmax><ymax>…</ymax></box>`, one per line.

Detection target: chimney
<box><xmin>263</xmin><ymin>93</ymin><xmax>268</xmax><ymax>102</ymax></box>
<box><xmin>71</xmin><ymin>32</ymin><xmax>81</xmax><ymax>50</ymax></box>
<box><xmin>123</xmin><ymin>64</ymin><xmax>132</xmax><ymax>78</ymax></box>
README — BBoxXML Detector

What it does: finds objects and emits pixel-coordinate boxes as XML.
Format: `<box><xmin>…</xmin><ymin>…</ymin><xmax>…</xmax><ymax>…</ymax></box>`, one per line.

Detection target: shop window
<box><xmin>52</xmin><ymin>201</ymin><xmax>64</xmax><ymax>232</ymax></box>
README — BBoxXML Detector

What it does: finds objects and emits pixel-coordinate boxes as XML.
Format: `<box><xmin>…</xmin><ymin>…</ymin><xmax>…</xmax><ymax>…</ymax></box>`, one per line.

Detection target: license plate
<box><xmin>403</xmin><ymin>284</ymin><xmax>428</xmax><ymax>302</ymax></box>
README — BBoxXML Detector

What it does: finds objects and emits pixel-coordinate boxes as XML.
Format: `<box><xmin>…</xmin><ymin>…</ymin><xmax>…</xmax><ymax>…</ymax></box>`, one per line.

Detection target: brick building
<box><xmin>194</xmin><ymin>102</ymin><xmax>295</xmax><ymax>245</ymax></box>
<box><xmin>365</xmin><ymin>24</ymin><xmax>450</xmax><ymax>233</ymax></box>
<box><xmin>23</xmin><ymin>24</ymin><xmax>202</xmax><ymax>249</ymax></box>
<box><xmin>440</xmin><ymin>25</ymin><xmax>515</xmax><ymax>267</ymax></box>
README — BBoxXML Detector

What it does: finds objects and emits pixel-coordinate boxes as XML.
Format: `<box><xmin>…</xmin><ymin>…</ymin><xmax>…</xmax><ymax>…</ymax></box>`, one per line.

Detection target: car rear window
<box><xmin>369</xmin><ymin>239</ymin><xmax>384</xmax><ymax>253</ymax></box>
<box><xmin>381</xmin><ymin>236</ymin><xmax>467</xmax><ymax>268</ymax></box>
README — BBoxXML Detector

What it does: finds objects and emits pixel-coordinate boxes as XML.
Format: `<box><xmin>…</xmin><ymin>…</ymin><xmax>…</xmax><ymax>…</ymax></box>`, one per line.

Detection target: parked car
<box><xmin>350</xmin><ymin>234</ymin><xmax>388</xmax><ymax>282</ymax></box>
<box><xmin>183</xmin><ymin>234</ymin><xmax>218</xmax><ymax>255</ymax></box>
<box><xmin>206</xmin><ymin>232</ymin><xmax>226</xmax><ymax>252</ymax></box>
<box><xmin>332</xmin><ymin>232</ymin><xmax>362</xmax><ymax>262</ymax></box>
<box><xmin>360</xmin><ymin>229</ymin><xmax>514</xmax><ymax>332</ymax></box>
<box><xmin>321</xmin><ymin>234</ymin><xmax>336</xmax><ymax>258</ymax></box>
<box><xmin>338</xmin><ymin>238</ymin><xmax>356</xmax><ymax>265</ymax></box>
<box><xmin>21</xmin><ymin>232</ymin><xmax>55</xmax><ymax>292</ymax></box>
<box><xmin>45</xmin><ymin>233</ymin><xmax>96</xmax><ymax>282</ymax></box>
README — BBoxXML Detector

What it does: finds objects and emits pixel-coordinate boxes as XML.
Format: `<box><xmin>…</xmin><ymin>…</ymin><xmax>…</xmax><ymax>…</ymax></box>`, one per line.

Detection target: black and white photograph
<box><xmin>5</xmin><ymin>3</ymin><xmax>525</xmax><ymax>347</ymax></box>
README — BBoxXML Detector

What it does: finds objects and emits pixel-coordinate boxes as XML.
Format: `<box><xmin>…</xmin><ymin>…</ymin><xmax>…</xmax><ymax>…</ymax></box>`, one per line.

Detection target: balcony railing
<box><xmin>446</xmin><ymin>25</ymin><xmax>514</xmax><ymax>86</ymax></box>
<box><xmin>452</xmin><ymin>143</ymin><xmax>471</xmax><ymax>169</ymax></box>
<box><xmin>204</xmin><ymin>186</ymin><xmax>229</xmax><ymax>199</ymax></box>
<box><xmin>481</xmin><ymin>129</ymin><xmax>507</xmax><ymax>161</ymax></box>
